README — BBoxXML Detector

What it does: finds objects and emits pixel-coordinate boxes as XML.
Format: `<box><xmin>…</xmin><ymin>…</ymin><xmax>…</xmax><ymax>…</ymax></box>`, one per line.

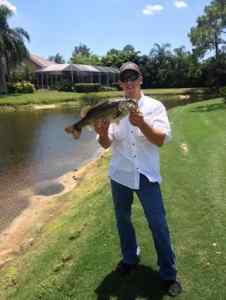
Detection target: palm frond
<box><xmin>14</xmin><ymin>27</ymin><xmax>30</xmax><ymax>42</ymax></box>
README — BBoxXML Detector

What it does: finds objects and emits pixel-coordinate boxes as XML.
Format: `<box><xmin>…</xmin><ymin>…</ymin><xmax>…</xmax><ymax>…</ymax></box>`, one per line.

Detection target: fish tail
<box><xmin>72</xmin><ymin>123</ymin><xmax>82</xmax><ymax>139</ymax></box>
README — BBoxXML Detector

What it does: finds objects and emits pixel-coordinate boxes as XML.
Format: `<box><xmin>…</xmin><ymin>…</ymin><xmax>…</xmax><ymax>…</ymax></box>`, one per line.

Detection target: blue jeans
<box><xmin>111</xmin><ymin>174</ymin><xmax>177</xmax><ymax>280</ymax></box>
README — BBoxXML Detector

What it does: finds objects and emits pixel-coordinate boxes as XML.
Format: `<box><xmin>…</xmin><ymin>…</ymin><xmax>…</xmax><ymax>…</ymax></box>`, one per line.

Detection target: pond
<box><xmin>0</xmin><ymin>107</ymin><xmax>100</xmax><ymax>232</ymax></box>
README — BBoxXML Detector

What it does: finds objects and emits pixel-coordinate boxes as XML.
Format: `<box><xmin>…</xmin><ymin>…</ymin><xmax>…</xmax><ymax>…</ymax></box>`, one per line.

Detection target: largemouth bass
<box><xmin>65</xmin><ymin>98</ymin><xmax>137</xmax><ymax>139</ymax></box>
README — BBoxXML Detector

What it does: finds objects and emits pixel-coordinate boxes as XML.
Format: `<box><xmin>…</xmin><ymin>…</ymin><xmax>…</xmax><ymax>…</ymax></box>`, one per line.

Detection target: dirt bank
<box><xmin>0</xmin><ymin>149</ymin><xmax>107</xmax><ymax>269</ymax></box>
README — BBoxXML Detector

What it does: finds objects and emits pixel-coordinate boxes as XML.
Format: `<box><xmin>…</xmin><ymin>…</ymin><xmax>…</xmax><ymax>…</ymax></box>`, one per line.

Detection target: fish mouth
<box><xmin>118</xmin><ymin>99</ymin><xmax>136</xmax><ymax>113</ymax></box>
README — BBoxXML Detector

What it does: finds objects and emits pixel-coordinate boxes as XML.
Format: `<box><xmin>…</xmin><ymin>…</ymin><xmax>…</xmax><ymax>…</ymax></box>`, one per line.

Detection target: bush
<box><xmin>7</xmin><ymin>82</ymin><xmax>16</xmax><ymax>94</ymax></box>
<box><xmin>219</xmin><ymin>86</ymin><xmax>226</xmax><ymax>103</ymax></box>
<box><xmin>112</xmin><ymin>82</ymin><xmax>121</xmax><ymax>91</ymax></box>
<box><xmin>7</xmin><ymin>81</ymin><xmax>35</xmax><ymax>94</ymax></box>
<box><xmin>74</xmin><ymin>83</ymin><xmax>101</xmax><ymax>93</ymax></box>
<box><xmin>57</xmin><ymin>80</ymin><xmax>74</xmax><ymax>92</ymax></box>
<box><xmin>100</xmin><ymin>85</ymin><xmax>117</xmax><ymax>92</ymax></box>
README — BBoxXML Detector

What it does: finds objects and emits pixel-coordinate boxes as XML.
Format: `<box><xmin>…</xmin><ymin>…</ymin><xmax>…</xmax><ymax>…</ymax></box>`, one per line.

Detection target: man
<box><xmin>95</xmin><ymin>62</ymin><xmax>182</xmax><ymax>297</ymax></box>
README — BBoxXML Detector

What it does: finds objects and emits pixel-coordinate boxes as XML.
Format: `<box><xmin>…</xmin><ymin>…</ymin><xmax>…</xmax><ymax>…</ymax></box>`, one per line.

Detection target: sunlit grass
<box><xmin>0</xmin><ymin>88</ymin><xmax>206</xmax><ymax>107</ymax></box>
<box><xmin>0</xmin><ymin>98</ymin><xmax>225</xmax><ymax>299</ymax></box>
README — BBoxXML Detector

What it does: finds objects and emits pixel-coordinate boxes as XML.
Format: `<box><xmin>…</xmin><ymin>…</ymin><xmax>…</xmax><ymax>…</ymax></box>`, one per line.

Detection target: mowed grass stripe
<box><xmin>161</xmin><ymin>99</ymin><xmax>226</xmax><ymax>299</ymax></box>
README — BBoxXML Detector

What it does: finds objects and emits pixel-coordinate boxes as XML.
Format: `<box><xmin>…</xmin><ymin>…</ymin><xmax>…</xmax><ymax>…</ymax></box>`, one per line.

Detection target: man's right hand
<box><xmin>94</xmin><ymin>119</ymin><xmax>112</xmax><ymax>149</ymax></box>
<box><xmin>94</xmin><ymin>119</ymin><xmax>110</xmax><ymax>136</ymax></box>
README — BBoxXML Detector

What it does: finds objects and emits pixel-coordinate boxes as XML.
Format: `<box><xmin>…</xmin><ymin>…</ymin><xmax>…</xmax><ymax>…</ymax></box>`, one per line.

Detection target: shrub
<box><xmin>219</xmin><ymin>86</ymin><xmax>226</xmax><ymax>103</ymax></box>
<box><xmin>74</xmin><ymin>83</ymin><xmax>101</xmax><ymax>93</ymax></box>
<box><xmin>100</xmin><ymin>85</ymin><xmax>117</xmax><ymax>92</ymax></box>
<box><xmin>7</xmin><ymin>81</ymin><xmax>35</xmax><ymax>94</ymax></box>
<box><xmin>112</xmin><ymin>82</ymin><xmax>121</xmax><ymax>91</ymax></box>
<box><xmin>57</xmin><ymin>80</ymin><xmax>74</xmax><ymax>92</ymax></box>
<box><xmin>7</xmin><ymin>82</ymin><xmax>16</xmax><ymax>94</ymax></box>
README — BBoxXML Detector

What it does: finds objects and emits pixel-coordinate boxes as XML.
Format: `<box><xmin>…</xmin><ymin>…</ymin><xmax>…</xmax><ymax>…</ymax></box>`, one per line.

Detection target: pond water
<box><xmin>0</xmin><ymin>108</ymin><xmax>100</xmax><ymax>232</ymax></box>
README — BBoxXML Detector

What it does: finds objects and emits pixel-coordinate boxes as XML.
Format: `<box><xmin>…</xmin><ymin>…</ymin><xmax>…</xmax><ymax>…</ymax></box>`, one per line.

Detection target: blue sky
<box><xmin>1</xmin><ymin>0</ymin><xmax>212</xmax><ymax>62</ymax></box>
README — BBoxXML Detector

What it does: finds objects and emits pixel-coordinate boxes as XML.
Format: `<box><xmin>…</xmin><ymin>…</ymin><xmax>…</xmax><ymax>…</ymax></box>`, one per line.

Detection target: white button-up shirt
<box><xmin>108</xmin><ymin>94</ymin><xmax>171</xmax><ymax>189</ymax></box>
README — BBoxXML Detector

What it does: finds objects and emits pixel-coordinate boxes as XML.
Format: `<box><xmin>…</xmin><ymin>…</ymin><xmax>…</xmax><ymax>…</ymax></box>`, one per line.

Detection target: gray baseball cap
<box><xmin>119</xmin><ymin>62</ymin><xmax>141</xmax><ymax>76</ymax></box>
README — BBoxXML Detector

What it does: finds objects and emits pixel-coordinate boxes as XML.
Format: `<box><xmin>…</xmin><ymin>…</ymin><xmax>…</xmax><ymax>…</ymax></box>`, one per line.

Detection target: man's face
<box><xmin>119</xmin><ymin>70</ymin><xmax>143</xmax><ymax>98</ymax></box>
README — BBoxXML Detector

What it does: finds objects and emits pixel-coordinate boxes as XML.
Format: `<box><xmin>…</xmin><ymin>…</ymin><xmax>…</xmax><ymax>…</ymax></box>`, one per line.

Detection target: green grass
<box><xmin>0</xmin><ymin>98</ymin><xmax>226</xmax><ymax>299</ymax></box>
<box><xmin>0</xmin><ymin>88</ymin><xmax>206</xmax><ymax>107</ymax></box>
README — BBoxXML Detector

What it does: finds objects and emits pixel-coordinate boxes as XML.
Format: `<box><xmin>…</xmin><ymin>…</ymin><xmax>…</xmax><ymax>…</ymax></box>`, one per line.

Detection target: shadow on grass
<box><xmin>95</xmin><ymin>264</ymin><xmax>166</xmax><ymax>300</ymax></box>
<box><xmin>190</xmin><ymin>102</ymin><xmax>226</xmax><ymax>113</ymax></box>
<box><xmin>0</xmin><ymin>93</ymin><xmax>23</xmax><ymax>99</ymax></box>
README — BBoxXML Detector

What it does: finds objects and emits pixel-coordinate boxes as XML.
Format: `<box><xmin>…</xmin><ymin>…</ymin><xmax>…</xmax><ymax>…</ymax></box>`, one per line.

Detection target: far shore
<box><xmin>0</xmin><ymin>101</ymin><xmax>81</xmax><ymax>112</ymax></box>
<box><xmin>0</xmin><ymin>88</ymin><xmax>208</xmax><ymax>112</ymax></box>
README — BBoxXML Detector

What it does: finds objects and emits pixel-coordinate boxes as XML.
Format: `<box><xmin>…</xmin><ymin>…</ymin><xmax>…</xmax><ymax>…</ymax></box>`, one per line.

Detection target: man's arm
<box><xmin>129</xmin><ymin>109</ymin><xmax>166</xmax><ymax>147</ymax></box>
<box><xmin>139</xmin><ymin>121</ymin><xmax>166</xmax><ymax>147</ymax></box>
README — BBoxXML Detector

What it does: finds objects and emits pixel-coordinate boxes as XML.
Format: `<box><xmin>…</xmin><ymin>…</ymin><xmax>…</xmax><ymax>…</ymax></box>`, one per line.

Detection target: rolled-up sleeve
<box><xmin>151</xmin><ymin>103</ymin><xmax>172</xmax><ymax>144</ymax></box>
<box><xmin>108</xmin><ymin>123</ymin><xmax>116</xmax><ymax>141</ymax></box>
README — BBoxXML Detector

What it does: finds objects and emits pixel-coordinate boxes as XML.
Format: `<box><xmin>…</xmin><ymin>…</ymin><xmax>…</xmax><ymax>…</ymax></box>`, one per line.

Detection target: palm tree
<box><xmin>0</xmin><ymin>5</ymin><xmax>30</xmax><ymax>94</ymax></box>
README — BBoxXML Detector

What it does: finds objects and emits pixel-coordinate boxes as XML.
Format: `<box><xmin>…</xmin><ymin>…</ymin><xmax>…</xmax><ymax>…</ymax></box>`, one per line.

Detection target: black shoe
<box><xmin>115</xmin><ymin>258</ymin><xmax>140</xmax><ymax>276</ymax></box>
<box><xmin>162</xmin><ymin>279</ymin><xmax>182</xmax><ymax>297</ymax></box>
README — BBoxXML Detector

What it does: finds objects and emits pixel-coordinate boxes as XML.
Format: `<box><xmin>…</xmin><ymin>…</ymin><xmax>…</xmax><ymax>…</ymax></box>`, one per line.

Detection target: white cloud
<box><xmin>0</xmin><ymin>0</ymin><xmax>16</xmax><ymax>12</ymax></box>
<box><xmin>174</xmin><ymin>0</ymin><xmax>188</xmax><ymax>8</ymax></box>
<box><xmin>142</xmin><ymin>4</ymin><xmax>164</xmax><ymax>15</ymax></box>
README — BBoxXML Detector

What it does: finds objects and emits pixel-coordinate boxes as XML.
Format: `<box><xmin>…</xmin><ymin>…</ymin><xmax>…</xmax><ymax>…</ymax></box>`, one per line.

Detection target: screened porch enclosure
<box><xmin>35</xmin><ymin>64</ymin><xmax>119</xmax><ymax>89</ymax></box>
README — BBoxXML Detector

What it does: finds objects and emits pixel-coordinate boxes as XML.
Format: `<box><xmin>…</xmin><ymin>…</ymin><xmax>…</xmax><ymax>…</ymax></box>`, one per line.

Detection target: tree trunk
<box><xmin>0</xmin><ymin>56</ymin><xmax>8</xmax><ymax>94</ymax></box>
<box><xmin>214</xmin><ymin>31</ymin><xmax>220</xmax><ymax>61</ymax></box>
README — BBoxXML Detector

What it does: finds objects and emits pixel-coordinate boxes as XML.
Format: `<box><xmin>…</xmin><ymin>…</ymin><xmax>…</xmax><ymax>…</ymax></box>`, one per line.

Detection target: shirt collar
<box><xmin>138</xmin><ymin>91</ymin><xmax>145</xmax><ymax>108</ymax></box>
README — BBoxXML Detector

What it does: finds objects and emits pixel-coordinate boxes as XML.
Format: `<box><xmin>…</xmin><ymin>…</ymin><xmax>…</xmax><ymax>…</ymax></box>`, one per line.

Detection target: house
<box><xmin>26</xmin><ymin>54</ymin><xmax>119</xmax><ymax>89</ymax></box>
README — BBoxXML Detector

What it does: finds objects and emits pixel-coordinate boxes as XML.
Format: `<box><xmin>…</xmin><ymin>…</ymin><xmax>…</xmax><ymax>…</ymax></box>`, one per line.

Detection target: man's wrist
<box><xmin>99</xmin><ymin>132</ymin><xmax>109</xmax><ymax>140</ymax></box>
<box><xmin>139</xmin><ymin>119</ymin><xmax>148</xmax><ymax>131</ymax></box>
<box><xmin>98</xmin><ymin>132</ymin><xmax>112</xmax><ymax>148</ymax></box>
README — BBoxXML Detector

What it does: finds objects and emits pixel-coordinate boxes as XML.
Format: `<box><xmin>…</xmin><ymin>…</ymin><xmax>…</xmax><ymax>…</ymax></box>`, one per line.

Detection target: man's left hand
<box><xmin>129</xmin><ymin>108</ymin><xmax>145</xmax><ymax>128</ymax></box>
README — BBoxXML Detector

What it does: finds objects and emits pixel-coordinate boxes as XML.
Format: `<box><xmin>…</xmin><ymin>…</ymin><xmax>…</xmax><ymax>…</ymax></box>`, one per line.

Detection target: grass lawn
<box><xmin>0</xmin><ymin>98</ymin><xmax>225</xmax><ymax>300</ymax></box>
<box><xmin>0</xmin><ymin>88</ymin><xmax>207</xmax><ymax>107</ymax></box>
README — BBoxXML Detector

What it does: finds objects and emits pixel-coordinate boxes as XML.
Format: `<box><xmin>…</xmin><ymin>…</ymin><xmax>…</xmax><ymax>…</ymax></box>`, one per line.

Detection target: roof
<box><xmin>35</xmin><ymin>64</ymin><xmax>119</xmax><ymax>74</ymax></box>
<box><xmin>98</xmin><ymin>66</ymin><xmax>119</xmax><ymax>73</ymax></box>
<box><xmin>30</xmin><ymin>54</ymin><xmax>55</xmax><ymax>68</ymax></box>
<box><xmin>36</xmin><ymin>64</ymin><xmax>69</xmax><ymax>72</ymax></box>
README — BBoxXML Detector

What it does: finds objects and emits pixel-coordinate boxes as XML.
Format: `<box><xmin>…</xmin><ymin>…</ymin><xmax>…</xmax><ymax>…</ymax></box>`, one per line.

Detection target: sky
<box><xmin>0</xmin><ymin>0</ymin><xmax>212</xmax><ymax>62</ymax></box>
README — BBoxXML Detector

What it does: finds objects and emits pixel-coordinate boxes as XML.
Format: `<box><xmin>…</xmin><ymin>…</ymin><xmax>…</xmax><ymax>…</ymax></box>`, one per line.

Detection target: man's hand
<box><xmin>94</xmin><ymin>119</ymin><xmax>110</xmax><ymax>136</ymax></box>
<box><xmin>129</xmin><ymin>108</ymin><xmax>165</xmax><ymax>147</ymax></box>
<box><xmin>129</xmin><ymin>108</ymin><xmax>145</xmax><ymax>128</ymax></box>
<box><xmin>94</xmin><ymin>119</ymin><xmax>112</xmax><ymax>149</ymax></box>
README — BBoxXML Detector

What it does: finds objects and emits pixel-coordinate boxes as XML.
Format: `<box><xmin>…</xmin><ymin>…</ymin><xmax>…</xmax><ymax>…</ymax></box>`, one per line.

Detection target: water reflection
<box><xmin>0</xmin><ymin>108</ymin><xmax>100</xmax><ymax>232</ymax></box>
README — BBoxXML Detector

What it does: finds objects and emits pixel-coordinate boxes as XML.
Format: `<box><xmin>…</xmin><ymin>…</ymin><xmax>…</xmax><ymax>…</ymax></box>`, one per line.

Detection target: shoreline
<box><xmin>0</xmin><ymin>101</ymin><xmax>81</xmax><ymax>112</ymax></box>
<box><xmin>0</xmin><ymin>148</ymin><xmax>107</xmax><ymax>269</ymax></box>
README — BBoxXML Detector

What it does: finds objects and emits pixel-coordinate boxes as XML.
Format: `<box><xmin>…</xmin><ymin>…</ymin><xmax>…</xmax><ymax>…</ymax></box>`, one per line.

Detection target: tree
<box><xmin>70</xmin><ymin>43</ymin><xmax>100</xmax><ymax>65</ymax></box>
<box><xmin>0</xmin><ymin>5</ymin><xmax>30</xmax><ymax>94</ymax></box>
<box><xmin>48</xmin><ymin>53</ymin><xmax>65</xmax><ymax>64</ymax></box>
<box><xmin>72</xmin><ymin>43</ymin><xmax>90</xmax><ymax>57</ymax></box>
<box><xmin>101</xmin><ymin>44</ymin><xmax>140</xmax><ymax>67</ymax></box>
<box><xmin>189</xmin><ymin>0</ymin><xmax>226</xmax><ymax>60</ymax></box>
<box><xmin>148</xmin><ymin>43</ymin><xmax>174</xmax><ymax>87</ymax></box>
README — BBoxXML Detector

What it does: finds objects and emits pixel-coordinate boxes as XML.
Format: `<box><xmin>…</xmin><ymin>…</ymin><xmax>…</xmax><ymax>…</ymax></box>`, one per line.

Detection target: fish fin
<box><xmin>65</xmin><ymin>125</ymin><xmax>81</xmax><ymax>139</ymax></box>
<box><xmin>73</xmin><ymin>128</ymin><xmax>82</xmax><ymax>139</ymax></box>
<box><xmin>80</xmin><ymin>106</ymin><xmax>91</xmax><ymax>118</ymax></box>
<box><xmin>65</xmin><ymin>125</ymin><xmax>74</xmax><ymax>134</ymax></box>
